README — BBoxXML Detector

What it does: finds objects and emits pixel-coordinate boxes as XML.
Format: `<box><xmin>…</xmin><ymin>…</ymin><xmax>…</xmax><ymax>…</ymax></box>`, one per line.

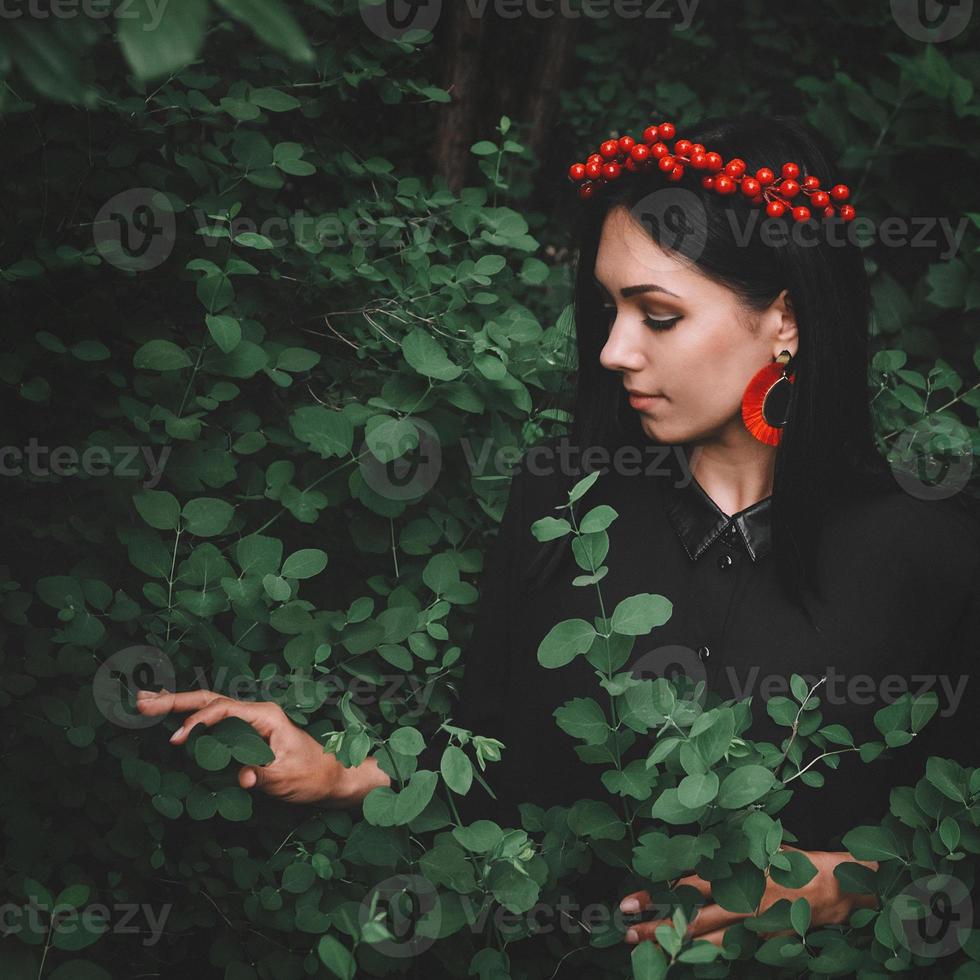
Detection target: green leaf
<box><xmin>610</xmin><ymin>593</ymin><xmax>672</xmax><ymax>635</ymax></box>
<box><xmin>206</xmin><ymin>314</ymin><xmax>242</xmax><ymax>354</ymax></box>
<box><xmin>789</xmin><ymin>898</ymin><xmax>810</xmax><ymax>936</ymax></box>
<box><xmin>712</xmin><ymin>863</ymin><xmax>766</xmax><ymax>913</ymax></box>
<box><xmin>440</xmin><ymin>745</ymin><xmax>473</xmax><ymax>795</ymax></box>
<box><xmin>580</xmin><ymin>504</ymin><xmax>618</xmax><ymax>533</ymax></box>
<box><xmin>926</xmin><ymin>757</ymin><xmax>966</xmax><ymax>802</ymax></box>
<box><xmin>134</xmin><ymin>490</ymin><xmax>181</xmax><ymax>531</ymax></box>
<box><xmin>841</xmin><ymin>825</ymin><xmax>904</xmax><ymax>861</ymax></box>
<box><xmin>631</xmin><ymin>938</ymin><xmax>668</xmax><ymax>979</ymax></box>
<box><xmin>717</xmin><ymin>765</ymin><xmax>775</xmax><ymax>808</ymax></box>
<box><xmin>194</xmin><ymin>735</ymin><xmax>232</xmax><ymax>771</ymax></box>
<box><xmin>677</xmin><ymin>770</ymin><xmax>719</xmax><ymax>808</ymax></box>
<box><xmin>182</xmin><ymin>498</ymin><xmax>234</xmax><ymax>537</ymax></box>
<box><xmin>134</xmin><ymin>339</ymin><xmax>192</xmax><ymax>371</ymax></box>
<box><xmin>213</xmin><ymin>0</ymin><xmax>314</xmax><ymax>62</ymax></box>
<box><xmin>118</xmin><ymin>0</ymin><xmax>207</xmax><ymax>80</ymax></box>
<box><xmin>317</xmin><ymin>935</ymin><xmax>356</xmax><ymax>980</ymax></box>
<box><xmin>554</xmin><ymin>698</ymin><xmax>608</xmax><ymax>745</ymax></box>
<box><xmin>401</xmin><ymin>328</ymin><xmax>462</xmax><ymax>381</ymax></box>
<box><xmin>537</xmin><ymin>618</ymin><xmax>597</xmax><ymax>668</ymax></box>
<box><xmin>770</xmin><ymin>849</ymin><xmax>818</xmax><ymax>889</ymax></box>
<box><xmin>281</xmin><ymin>549</ymin><xmax>328</xmax><ymax>579</ymax></box>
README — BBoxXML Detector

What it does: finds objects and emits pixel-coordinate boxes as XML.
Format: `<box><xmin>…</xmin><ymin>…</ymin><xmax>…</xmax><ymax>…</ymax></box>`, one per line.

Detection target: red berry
<box><xmin>568</xmin><ymin>163</ymin><xmax>587</xmax><ymax>181</ymax></box>
<box><xmin>780</xmin><ymin>179</ymin><xmax>800</xmax><ymax>198</ymax></box>
<box><xmin>625</xmin><ymin>157</ymin><xmax>638</xmax><ymax>172</ymax></box>
<box><xmin>802</xmin><ymin>175</ymin><xmax>821</xmax><ymax>191</ymax></box>
<box><xmin>585</xmin><ymin>160</ymin><xmax>602</xmax><ymax>179</ymax></box>
<box><xmin>643</xmin><ymin>125</ymin><xmax>660</xmax><ymax>144</ymax></box>
<box><xmin>704</xmin><ymin>152</ymin><xmax>723</xmax><ymax>172</ymax></box>
<box><xmin>579</xmin><ymin>182</ymin><xmax>595</xmax><ymax>200</ymax></box>
<box><xmin>715</xmin><ymin>175</ymin><xmax>736</xmax><ymax>194</ymax></box>
<box><xmin>840</xmin><ymin>204</ymin><xmax>856</xmax><ymax>221</ymax></box>
<box><xmin>823</xmin><ymin>206</ymin><xmax>835</xmax><ymax>218</ymax></box>
<box><xmin>766</xmin><ymin>200</ymin><xmax>786</xmax><ymax>218</ymax></box>
<box><xmin>724</xmin><ymin>158</ymin><xmax>747</xmax><ymax>178</ymax></box>
<box><xmin>587</xmin><ymin>153</ymin><xmax>602</xmax><ymax>165</ymax></box>
<box><xmin>701</xmin><ymin>176</ymin><xmax>716</xmax><ymax>189</ymax></box>
<box><xmin>811</xmin><ymin>190</ymin><xmax>830</xmax><ymax>208</ymax></box>
<box><xmin>630</xmin><ymin>144</ymin><xmax>651</xmax><ymax>162</ymax></box>
<box><xmin>668</xmin><ymin>164</ymin><xmax>685</xmax><ymax>181</ymax></box>
<box><xmin>651</xmin><ymin>141</ymin><xmax>669</xmax><ymax>159</ymax></box>
<box><xmin>750</xmin><ymin>193</ymin><xmax>764</xmax><ymax>204</ymax></box>
<box><xmin>782</xmin><ymin>162</ymin><xmax>800</xmax><ymax>179</ymax></box>
<box><xmin>792</xmin><ymin>205</ymin><xmax>811</xmax><ymax>222</ymax></box>
<box><xmin>658</xmin><ymin>155</ymin><xmax>676</xmax><ymax>172</ymax></box>
<box><xmin>755</xmin><ymin>167</ymin><xmax>775</xmax><ymax>185</ymax></box>
<box><xmin>618</xmin><ymin>135</ymin><xmax>635</xmax><ymax>152</ymax></box>
<box><xmin>741</xmin><ymin>177</ymin><xmax>761</xmax><ymax>197</ymax></box>
<box><xmin>690</xmin><ymin>151</ymin><xmax>707</xmax><ymax>169</ymax></box>
<box><xmin>831</xmin><ymin>183</ymin><xmax>850</xmax><ymax>201</ymax></box>
<box><xmin>600</xmin><ymin>140</ymin><xmax>619</xmax><ymax>159</ymax></box>
<box><xmin>602</xmin><ymin>161</ymin><xmax>622</xmax><ymax>179</ymax></box>
<box><xmin>659</xmin><ymin>122</ymin><xmax>676</xmax><ymax>140</ymax></box>
<box><xmin>674</xmin><ymin>139</ymin><xmax>693</xmax><ymax>157</ymax></box>
<box><xmin>690</xmin><ymin>143</ymin><xmax>705</xmax><ymax>155</ymax></box>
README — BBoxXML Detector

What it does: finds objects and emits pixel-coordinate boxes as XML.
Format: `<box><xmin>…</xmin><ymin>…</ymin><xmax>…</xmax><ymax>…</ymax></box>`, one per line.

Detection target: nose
<box><xmin>599</xmin><ymin>314</ymin><xmax>647</xmax><ymax>374</ymax></box>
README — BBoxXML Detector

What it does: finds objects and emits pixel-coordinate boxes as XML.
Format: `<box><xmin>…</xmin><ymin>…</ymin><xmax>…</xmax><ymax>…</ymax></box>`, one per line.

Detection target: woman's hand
<box><xmin>135</xmin><ymin>688</ymin><xmax>391</xmax><ymax>806</ymax></box>
<box><xmin>619</xmin><ymin>847</ymin><xmax>878</xmax><ymax>948</ymax></box>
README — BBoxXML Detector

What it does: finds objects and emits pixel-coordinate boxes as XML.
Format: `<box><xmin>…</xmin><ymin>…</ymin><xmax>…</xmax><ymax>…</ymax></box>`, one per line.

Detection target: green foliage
<box><xmin>1</xmin><ymin>2</ymin><xmax>977</xmax><ymax>978</ymax></box>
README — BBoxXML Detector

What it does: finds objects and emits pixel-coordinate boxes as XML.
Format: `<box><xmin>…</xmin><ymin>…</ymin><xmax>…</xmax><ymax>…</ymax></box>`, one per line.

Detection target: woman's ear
<box><xmin>771</xmin><ymin>288</ymin><xmax>798</xmax><ymax>355</ymax></box>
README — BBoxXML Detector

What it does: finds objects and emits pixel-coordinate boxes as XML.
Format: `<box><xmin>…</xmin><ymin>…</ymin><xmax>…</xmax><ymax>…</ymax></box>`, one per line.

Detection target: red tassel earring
<box><xmin>742</xmin><ymin>350</ymin><xmax>795</xmax><ymax>446</ymax></box>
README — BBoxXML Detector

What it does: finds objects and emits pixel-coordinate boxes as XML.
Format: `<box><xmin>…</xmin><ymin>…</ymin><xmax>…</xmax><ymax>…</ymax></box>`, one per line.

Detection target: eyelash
<box><xmin>601</xmin><ymin>305</ymin><xmax>681</xmax><ymax>332</ymax></box>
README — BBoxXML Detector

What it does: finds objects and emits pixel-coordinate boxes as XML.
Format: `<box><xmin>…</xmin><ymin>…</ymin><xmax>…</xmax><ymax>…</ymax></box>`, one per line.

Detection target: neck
<box><xmin>686</xmin><ymin>432</ymin><xmax>777</xmax><ymax>517</ymax></box>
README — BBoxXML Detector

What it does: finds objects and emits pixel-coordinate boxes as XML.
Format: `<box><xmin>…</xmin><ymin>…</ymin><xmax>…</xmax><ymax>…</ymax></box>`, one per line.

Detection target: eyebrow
<box><xmin>592</xmin><ymin>273</ymin><xmax>680</xmax><ymax>299</ymax></box>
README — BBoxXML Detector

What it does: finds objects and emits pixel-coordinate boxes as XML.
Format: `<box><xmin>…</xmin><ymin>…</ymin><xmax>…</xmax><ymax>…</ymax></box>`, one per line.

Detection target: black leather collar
<box><xmin>660</xmin><ymin>452</ymin><xmax>773</xmax><ymax>562</ymax></box>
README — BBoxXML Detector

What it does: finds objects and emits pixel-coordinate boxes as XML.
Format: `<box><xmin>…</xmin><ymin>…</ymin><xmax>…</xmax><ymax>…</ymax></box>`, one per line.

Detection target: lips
<box><xmin>626</xmin><ymin>388</ymin><xmax>665</xmax><ymax>397</ymax></box>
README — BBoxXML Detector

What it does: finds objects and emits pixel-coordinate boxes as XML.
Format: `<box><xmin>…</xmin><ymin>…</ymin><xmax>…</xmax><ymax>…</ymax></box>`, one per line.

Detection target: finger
<box><xmin>697</xmin><ymin>928</ymin><xmax>728</xmax><ymax>947</ymax></box>
<box><xmin>170</xmin><ymin>699</ymin><xmax>282</xmax><ymax>745</ymax></box>
<box><xmin>677</xmin><ymin>874</ymin><xmax>712</xmax><ymax>901</ymax></box>
<box><xmin>135</xmin><ymin>688</ymin><xmax>223</xmax><ymax>718</ymax></box>
<box><xmin>624</xmin><ymin>918</ymin><xmax>667</xmax><ymax>944</ymax></box>
<box><xmin>238</xmin><ymin>766</ymin><xmax>265</xmax><ymax>790</ymax></box>
<box><xmin>688</xmin><ymin>902</ymin><xmax>744</xmax><ymax>937</ymax></box>
<box><xmin>619</xmin><ymin>890</ymin><xmax>654</xmax><ymax>914</ymax></box>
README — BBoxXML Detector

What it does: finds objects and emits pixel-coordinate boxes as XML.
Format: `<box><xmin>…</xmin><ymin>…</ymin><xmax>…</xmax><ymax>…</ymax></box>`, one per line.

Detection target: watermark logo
<box><xmin>887</xmin><ymin>418</ymin><xmax>974</xmax><ymax>501</ymax></box>
<box><xmin>357</xmin><ymin>417</ymin><xmax>443</xmax><ymax>501</ymax></box>
<box><xmin>628</xmin><ymin>187</ymin><xmax>708</xmax><ymax>266</ymax></box>
<box><xmin>359</xmin><ymin>873</ymin><xmax>441</xmax><ymax>957</ymax></box>
<box><xmin>890</xmin><ymin>0</ymin><xmax>972</xmax><ymax>41</ymax></box>
<box><xmin>630</xmin><ymin>643</ymin><xmax>707</xmax><ymax>704</ymax></box>
<box><xmin>94</xmin><ymin>646</ymin><xmax>175</xmax><ymax>729</ymax></box>
<box><xmin>93</xmin><ymin>188</ymin><xmax>176</xmax><ymax>272</ymax></box>
<box><xmin>359</xmin><ymin>0</ymin><xmax>442</xmax><ymax>40</ymax></box>
<box><xmin>890</xmin><ymin>874</ymin><xmax>973</xmax><ymax>957</ymax></box>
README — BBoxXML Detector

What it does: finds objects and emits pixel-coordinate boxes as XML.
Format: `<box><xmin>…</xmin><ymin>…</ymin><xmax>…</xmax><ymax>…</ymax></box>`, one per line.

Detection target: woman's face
<box><xmin>595</xmin><ymin>205</ymin><xmax>798</xmax><ymax>446</ymax></box>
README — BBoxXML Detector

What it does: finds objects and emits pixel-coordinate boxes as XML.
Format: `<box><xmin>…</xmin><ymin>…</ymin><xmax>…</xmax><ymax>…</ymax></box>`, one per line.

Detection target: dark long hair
<box><xmin>527</xmin><ymin>112</ymin><xmax>900</xmax><ymax>606</ymax></box>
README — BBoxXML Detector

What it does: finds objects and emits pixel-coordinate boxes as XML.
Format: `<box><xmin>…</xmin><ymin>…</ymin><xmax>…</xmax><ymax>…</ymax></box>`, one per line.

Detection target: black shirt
<box><xmin>418</xmin><ymin>434</ymin><xmax>979</xmax><ymax>903</ymax></box>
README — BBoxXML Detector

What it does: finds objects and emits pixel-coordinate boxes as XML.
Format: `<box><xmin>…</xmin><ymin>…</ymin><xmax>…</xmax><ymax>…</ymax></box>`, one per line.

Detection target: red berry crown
<box><xmin>567</xmin><ymin>121</ymin><xmax>856</xmax><ymax>222</ymax></box>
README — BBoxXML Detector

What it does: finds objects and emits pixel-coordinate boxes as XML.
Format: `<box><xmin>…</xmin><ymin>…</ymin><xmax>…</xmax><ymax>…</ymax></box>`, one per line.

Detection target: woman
<box><xmin>136</xmin><ymin>114</ymin><xmax>979</xmax><ymax>961</ymax></box>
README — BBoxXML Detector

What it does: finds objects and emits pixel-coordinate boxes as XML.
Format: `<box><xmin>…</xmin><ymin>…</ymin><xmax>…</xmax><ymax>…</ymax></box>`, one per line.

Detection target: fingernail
<box><xmin>625</xmin><ymin>928</ymin><xmax>638</xmax><ymax>943</ymax></box>
<box><xmin>136</xmin><ymin>690</ymin><xmax>157</xmax><ymax>699</ymax></box>
<box><xmin>620</xmin><ymin>898</ymin><xmax>639</xmax><ymax>913</ymax></box>
<box><xmin>169</xmin><ymin>727</ymin><xmax>184</xmax><ymax>743</ymax></box>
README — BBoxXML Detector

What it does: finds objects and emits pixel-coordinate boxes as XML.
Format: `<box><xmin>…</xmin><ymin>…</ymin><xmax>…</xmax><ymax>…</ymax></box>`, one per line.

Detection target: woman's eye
<box><xmin>602</xmin><ymin>305</ymin><xmax>679</xmax><ymax>332</ymax></box>
<box><xmin>643</xmin><ymin>316</ymin><xmax>681</xmax><ymax>332</ymax></box>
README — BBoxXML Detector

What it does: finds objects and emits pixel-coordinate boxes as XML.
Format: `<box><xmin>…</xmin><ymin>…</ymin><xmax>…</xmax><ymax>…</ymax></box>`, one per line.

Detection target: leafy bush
<box><xmin>1</xmin><ymin>2</ymin><xmax>977</xmax><ymax>978</ymax></box>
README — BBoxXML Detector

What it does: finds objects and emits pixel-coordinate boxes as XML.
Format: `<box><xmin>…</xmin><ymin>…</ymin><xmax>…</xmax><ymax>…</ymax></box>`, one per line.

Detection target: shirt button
<box><xmin>723</xmin><ymin>523</ymin><xmax>738</xmax><ymax>541</ymax></box>
<box><xmin>697</xmin><ymin>645</ymin><xmax>710</xmax><ymax>659</ymax></box>
<box><xmin>717</xmin><ymin>553</ymin><xmax>734</xmax><ymax>570</ymax></box>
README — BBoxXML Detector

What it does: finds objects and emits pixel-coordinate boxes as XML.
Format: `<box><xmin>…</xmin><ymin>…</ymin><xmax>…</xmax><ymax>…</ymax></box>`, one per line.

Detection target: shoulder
<box><xmin>822</xmin><ymin>484</ymin><xmax>980</xmax><ymax>587</ymax></box>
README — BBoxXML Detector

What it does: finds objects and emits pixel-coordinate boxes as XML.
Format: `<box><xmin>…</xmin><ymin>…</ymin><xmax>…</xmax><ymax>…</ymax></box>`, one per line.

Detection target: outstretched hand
<box><xmin>135</xmin><ymin>688</ymin><xmax>359</xmax><ymax>805</ymax></box>
<box><xmin>619</xmin><ymin>847</ymin><xmax>877</xmax><ymax>948</ymax></box>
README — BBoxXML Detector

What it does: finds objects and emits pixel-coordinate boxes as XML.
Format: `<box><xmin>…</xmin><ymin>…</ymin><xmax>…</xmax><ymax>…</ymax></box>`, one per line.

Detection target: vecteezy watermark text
<box><xmin>1</xmin><ymin>440</ymin><xmax>170</xmax><ymax>489</ymax></box>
